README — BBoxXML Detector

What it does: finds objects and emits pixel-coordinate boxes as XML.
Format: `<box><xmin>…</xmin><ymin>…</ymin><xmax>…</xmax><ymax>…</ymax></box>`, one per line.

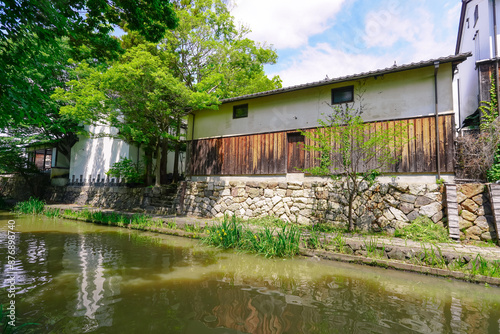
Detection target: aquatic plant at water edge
<box><xmin>203</xmin><ymin>215</ymin><xmax>301</xmax><ymax>258</ymax></box>
<box><xmin>13</xmin><ymin>197</ymin><xmax>45</xmax><ymax>214</ymax></box>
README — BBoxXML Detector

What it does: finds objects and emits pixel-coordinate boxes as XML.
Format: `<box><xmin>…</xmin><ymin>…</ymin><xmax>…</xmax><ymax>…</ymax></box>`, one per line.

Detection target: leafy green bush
<box><xmin>106</xmin><ymin>157</ymin><xmax>144</xmax><ymax>183</ymax></box>
<box><xmin>487</xmin><ymin>149</ymin><xmax>500</xmax><ymax>182</ymax></box>
<box><xmin>13</xmin><ymin>197</ymin><xmax>45</xmax><ymax>214</ymax></box>
<box><xmin>395</xmin><ymin>216</ymin><xmax>449</xmax><ymax>243</ymax></box>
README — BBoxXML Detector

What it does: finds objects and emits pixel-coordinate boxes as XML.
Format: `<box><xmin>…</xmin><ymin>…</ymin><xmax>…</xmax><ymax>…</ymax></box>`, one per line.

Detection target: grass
<box><xmin>394</xmin><ymin>216</ymin><xmax>450</xmax><ymax>243</ymax></box>
<box><xmin>13</xmin><ymin>197</ymin><xmax>45</xmax><ymax>214</ymax></box>
<box><xmin>1</xmin><ymin>304</ymin><xmax>40</xmax><ymax>334</ymax></box>
<box><xmin>204</xmin><ymin>215</ymin><xmax>301</xmax><ymax>258</ymax></box>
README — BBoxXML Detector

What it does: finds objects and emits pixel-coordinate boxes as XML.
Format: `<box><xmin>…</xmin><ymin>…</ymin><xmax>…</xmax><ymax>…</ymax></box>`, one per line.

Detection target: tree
<box><xmin>301</xmin><ymin>102</ymin><xmax>409</xmax><ymax>232</ymax></box>
<box><xmin>0</xmin><ymin>0</ymin><xmax>178</xmax><ymax>129</ymax></box>
<box><xmin>53</xmin><ymin>46</ymin><xmax>212</xmax><ymax>185</ymax></box>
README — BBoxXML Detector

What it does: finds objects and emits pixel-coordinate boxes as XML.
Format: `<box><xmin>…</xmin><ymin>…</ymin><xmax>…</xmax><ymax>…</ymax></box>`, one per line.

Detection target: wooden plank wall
<box><xmin>189</xmin><ymin>114</ymin><xmax>455</xmax><ymax>176</ymax></box>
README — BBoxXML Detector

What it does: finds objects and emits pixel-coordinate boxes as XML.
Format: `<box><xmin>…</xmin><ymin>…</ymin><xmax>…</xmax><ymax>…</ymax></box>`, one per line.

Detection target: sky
<box><xmin>230</xmin><ymin>0</ymin><xmax>462</xmax><ymax>88</ymax></box>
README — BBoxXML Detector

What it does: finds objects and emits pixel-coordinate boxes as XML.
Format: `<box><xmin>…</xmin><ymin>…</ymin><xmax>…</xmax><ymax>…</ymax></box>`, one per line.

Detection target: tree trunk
<box><xmin>155</xmin><ymin>144</ymin><xmax>161</xmax><ymax>187</ymax></box>
<box><xmin>160</xmin><ymin>138</ymin><xmax>169</xmax><ymax>184</ymax></box>
<box><xmin>145</xmin><ymin>150</ymin><xmax>153</xmax><ymax>186</ymax></box>
<box><xmin>348</xmin><ymin>194</ymin><xmax>354</xmax><ymax>232</ymax></box>
<box><xmin>173</xmin><ymin>116</ymin><xmax>181</xmax><ymax>183</ymax></box>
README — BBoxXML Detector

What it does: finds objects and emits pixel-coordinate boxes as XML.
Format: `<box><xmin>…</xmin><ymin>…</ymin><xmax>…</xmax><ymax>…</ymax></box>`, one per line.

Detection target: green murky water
<box><xmin>1</xmin><ymin>213</ymin><xmax>500</xmax><ymax>333</ymax></box>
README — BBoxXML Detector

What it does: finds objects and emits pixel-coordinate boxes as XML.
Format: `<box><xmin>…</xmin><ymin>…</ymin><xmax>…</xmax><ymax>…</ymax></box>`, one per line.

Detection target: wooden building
<box><xmin>187</xmin><ymin>54</ymin><xmax>470</xmax><ymax>181</ymax></box>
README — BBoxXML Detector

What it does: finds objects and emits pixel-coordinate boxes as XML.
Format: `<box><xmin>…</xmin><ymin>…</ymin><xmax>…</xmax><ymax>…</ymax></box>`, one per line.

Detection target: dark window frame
<box><xmin>474</xmin><ymin>5</ymin><xmax>478</xmax><ymax>27</ymax></box>
<box><xmin>331</xmin><ymin>86</ymin><xmax>354</xmax><ymax>105</ymax></box>
<box><xmin>233</xmin><ymin>103</ymin><xmax>248</xmax><ymax>119</ymax></box>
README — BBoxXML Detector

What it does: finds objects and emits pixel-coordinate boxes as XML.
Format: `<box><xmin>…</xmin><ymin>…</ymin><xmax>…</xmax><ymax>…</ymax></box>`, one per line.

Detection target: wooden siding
<box><xmin>188</xmin><ymin>114</ymin><xmax>455</xmax><ymax>176</ymax></box>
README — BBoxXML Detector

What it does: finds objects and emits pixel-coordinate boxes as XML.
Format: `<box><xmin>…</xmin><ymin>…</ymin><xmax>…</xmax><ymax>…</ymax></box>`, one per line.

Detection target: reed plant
<box><xmin>43</xmin><ymin>208</ymin><xmax>60</xmax><ymax>218</ymax></box>
<box><xmin>13</xmin><ymin>197</ymin><xmax>45</xmax><ymax>214</ymax></box>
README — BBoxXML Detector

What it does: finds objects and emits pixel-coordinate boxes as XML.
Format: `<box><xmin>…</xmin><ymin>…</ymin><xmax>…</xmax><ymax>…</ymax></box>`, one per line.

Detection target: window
<box><xmin>233</xmin><ymin>104</ymin><xmax>248</xmax><ymax>119</ymax></box>
<box><xmin>474</xmin><ymin>5</ymin><xmax>478</xmax><ymax>27</ymax></box>
<box><xmin>331</xmin><ymin>86</ymin><xmax>354</xmax><ymax>104</ymax></box>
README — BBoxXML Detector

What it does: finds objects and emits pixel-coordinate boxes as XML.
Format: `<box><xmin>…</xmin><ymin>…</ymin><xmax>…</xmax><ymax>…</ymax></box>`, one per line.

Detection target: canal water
<box><xmin>1</xmin><ymin>213</ymin><xmax>500</xmax><ymax>334</ymax></box>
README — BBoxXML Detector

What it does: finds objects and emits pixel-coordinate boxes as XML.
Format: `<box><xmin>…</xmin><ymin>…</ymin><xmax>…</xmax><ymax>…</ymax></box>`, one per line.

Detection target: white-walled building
<box><xmin>187</xmin><ymin>54</ymin><xmax>469</xmax><ymax>183</ymax></box>
<box><xmin>455</xmin><ymin>0</ymin><xmax>500</xmax><ymax>128</ymax></box>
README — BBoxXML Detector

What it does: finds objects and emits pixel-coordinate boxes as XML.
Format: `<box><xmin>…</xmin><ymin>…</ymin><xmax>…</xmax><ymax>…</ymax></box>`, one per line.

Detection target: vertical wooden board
<box><xmin>234</xmin><ymin>136</ymin><xmax>243</xmax><ymax>175</ymax></box>
<box><xmin>263</xmin><ymin>133</ymin><xmax>270</xmax><ymax>174</ymax></box>
<box><xmin>220</xmin><ymin>138</ymin><xmax>226</xmax><ymax>175</ymax></box>
<box><xmin>414</xmin><ymin>118</ymin><xmax>424</xmax><ymax>172</ymax></box>
<box><xmin>429</xmin><ymin>116</ymin><xmax>437</xmax><ymax>173</ymax></box>
<box><xmin>251</xmin><ymin>134</ymin><xmax>258</xmax><ymax>174</ymax></box>
<box><xmin>304</xmin><ymin>130</ymin><xmax>310</xmax><ymax>170</ymax></box>
<box><xmin>225</xmin><ymin>137</ymin><xmax>231</xmax><ymax>175</ymax></box>
<box><xmin>268</xmin><ymin>132</ymin><xmax>274</xmax><ymax>174</ymax></box>
<box><xmin>386</xmin><ymin>120</ymin><xmax>395</xmax><ymax>173</ymax></box>
<box><xmin>242</xmin><ymin>136</ymin><xmax>247</xmax><ymax>175</ymax></box>
<box><xmin>400</xmin><ymin>120</ymin><xmax>410</xmax><ymax>172</ymax></box>
<box><xmin>247</xmin><ymin>135</ymin><xmax>253</xmax><ymax>175</ymax></box>
<box><xmin>193</xmin><ymin>140</ymin><xmax>200</xmax><ymax>175</ymax></box>
<box><xmin>272</xmin><ymin>132</ymin><xmax>278</xmax><ymax>174</ymax></box>
<box><xmin>215</xmin><ymin>138</ymin><xmax>221</xmax><ymax>175</ymax></box>
<box><xmin>438</xmin><ymin>115</ymin><xmax>446</xmax><ymax>172</ymax></box>
<box><xmin>445</xmin><ymin>115</ymin><xmax>455</xmax><ymax>172</ymax></box>
<box><xmin>408</xmin><ymin>119</ymin><xmax>416</xmax><ymax>172</ymax></box>
<box><xmin>278</xmin><ymin>132</ymin><xmax>285</xmax><ymax>173</ymax></box>
<box><xmin>255</xmin><ymin>133</ymin><xmax>261</xmax><ymax>174</ymax></box>
<box><xmin>231</xmin><ymin>136</ymin><xmax>237</xmax><ymax>175</ymax></box>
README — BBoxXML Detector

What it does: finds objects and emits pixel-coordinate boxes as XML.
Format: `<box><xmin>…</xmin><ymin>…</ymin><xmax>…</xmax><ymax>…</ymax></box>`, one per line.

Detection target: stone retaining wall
<box><xmin>457</xmin><ymin>183</ymin><xmax>496</xmax><ymax>241</ymax></box>
<box><xmin>43</xmin><ymin>185</ymin><xmax>178</xmax><ymax>214</ymax></box>
<box><xmin>182</xmin><ymin>180</ymin><xmax>446</xmax><ymax>233</ymax></box>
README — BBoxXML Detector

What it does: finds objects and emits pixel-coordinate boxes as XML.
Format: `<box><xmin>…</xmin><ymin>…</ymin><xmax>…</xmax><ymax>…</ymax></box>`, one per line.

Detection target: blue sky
<box><xmin>230</xmin><ymin>0</ymin><xmax>462</xmax><ymax>87</ymax></box>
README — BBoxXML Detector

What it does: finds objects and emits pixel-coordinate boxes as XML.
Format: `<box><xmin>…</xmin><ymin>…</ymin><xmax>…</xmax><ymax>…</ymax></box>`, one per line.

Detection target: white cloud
<box><xmin>231</xmin><ymin>0</ymin><xmax>346</xmax><ymax>49</ymax></box>
<box><xmin>269</xmin><ymin>43</ymin><xmax>392</xmax><ymax>87</ymax></box>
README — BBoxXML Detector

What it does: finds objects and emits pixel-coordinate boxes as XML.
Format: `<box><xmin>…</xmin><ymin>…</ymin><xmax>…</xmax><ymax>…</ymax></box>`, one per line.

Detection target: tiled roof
<box><xmin>220</xmin><ymin>53</ymin><xmax>471</xmax><ymax>104</ymax></box>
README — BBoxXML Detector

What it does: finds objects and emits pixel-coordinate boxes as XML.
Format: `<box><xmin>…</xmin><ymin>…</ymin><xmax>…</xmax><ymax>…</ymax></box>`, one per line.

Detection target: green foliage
<box><xmin>301</xmin><ymin>100</ymin><xmax>409</xmax><ymax>231</ymax></box>
<box><xmin>469</xmin><ymin>254</ymin><xmax>500</xmax><ymax>278</ymax></box>
<box><xmin>487</xmin><ymin>149</ymin><xmax>500</xmax><ymax>182</ymax></box>
<box><xmin>1</xmin><ymin>304</ymin><xmax>40</xmax><ymax>334</ymax></box>
<box><xmin>106</xmin><ymin>157</ymin><xmax>144</xmax><ymax>183</ymax></box>
<box><xmin>479</xmin><ymin>76</ymin><xmax>499</xmax><ymax>132</ymax></box>
<box><xmin>13</xmin><ymin>197</ymin><xmax>45</xmax><ymax>215</ymax></box>
<box><xmin>204</xmin><ymin>215</ymin><xmax>301</xmax><ymax>258</ymax></box>
<box><xmin>44</xmin><ymin>208</ymin><xmax>61</xmax><ymax>218</ymax></box>
<box><xmin>394</xmin><ymin>216</ymin><xmax>449</xmax><ymax>243</ymax></box>
<box><xmin>0</xmin><ymin>0</ymin><xmax>178</xmax><ymax>129</ymax></box>
<box><xmin>436</xmin><ymin>178</ymin><xmax>445</xmax><ymax>185</ymax></box>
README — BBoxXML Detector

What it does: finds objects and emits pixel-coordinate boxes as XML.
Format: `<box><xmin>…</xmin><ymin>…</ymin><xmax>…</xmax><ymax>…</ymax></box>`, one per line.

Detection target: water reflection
<box><xmin>1</xmin><ymin>214</ymin><xmax>500</xmax><ymax>333</ymax></box>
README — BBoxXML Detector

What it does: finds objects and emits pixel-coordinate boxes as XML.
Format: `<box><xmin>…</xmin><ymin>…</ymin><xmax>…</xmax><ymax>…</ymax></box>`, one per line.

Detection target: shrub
<box><xmin>106</xmin><ymin>157</ymin><xmax>144</xmax><ymax>183</ymax></box>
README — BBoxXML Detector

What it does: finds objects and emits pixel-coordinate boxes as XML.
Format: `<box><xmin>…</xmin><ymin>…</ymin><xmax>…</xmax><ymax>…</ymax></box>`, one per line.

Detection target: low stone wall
<box><xmin>182</xmin><ymin>180</ymin><xmax>445</xmax><ymax>233</ymax></box>
<box><xmin>44</xmin><ymin>184</ymin><xmax>178</xmax><ymax>214</ymax></box>
<box><xmin>457</xmin><ymin>183</ymin><xmax>496</xmax><ymax>241</ymax></box>
<box><xmin>0</xmin><ymin>174</ymin><xmax>50</xmax><ymax>203</ymax></box>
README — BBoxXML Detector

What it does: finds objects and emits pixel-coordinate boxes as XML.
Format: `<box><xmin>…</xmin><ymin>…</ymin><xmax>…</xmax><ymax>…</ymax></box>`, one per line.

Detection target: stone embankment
<box><xmin>183</xmin><ymin>181</ymin><xmax>446</xmax><ymax>233</ymax></box>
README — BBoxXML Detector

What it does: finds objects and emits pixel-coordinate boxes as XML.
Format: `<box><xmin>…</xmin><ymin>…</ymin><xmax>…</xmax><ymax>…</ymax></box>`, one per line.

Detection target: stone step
<box><xmin>445</xmin><ymin>184</ymin><xmax>460</xmax><ymax>240</ymax></box>
<box><xmin>488</xmin><ymin>184</ymin><xmax>500</xmax><ymax>246</ymax></box>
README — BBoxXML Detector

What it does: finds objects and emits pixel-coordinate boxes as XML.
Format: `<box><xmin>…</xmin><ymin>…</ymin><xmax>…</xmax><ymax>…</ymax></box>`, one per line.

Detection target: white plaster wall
<box><xmin>455</xmin><ymin>0</ymin><xmax>496</xmax><ymax>126</ymax></box>
<box><xmin>190</xmin><ymin>64</ymin><xmax>455</xmax><ymax>139</ymax></box>
<box><xmin>69</xmin><ymin>125</ymin><xmax>130</xmax><ymax>182</ymax></box>
<box><xmin>69</xmin><ymin>124</ymin><xmax>186</xmax><ymax>182</ymax></box>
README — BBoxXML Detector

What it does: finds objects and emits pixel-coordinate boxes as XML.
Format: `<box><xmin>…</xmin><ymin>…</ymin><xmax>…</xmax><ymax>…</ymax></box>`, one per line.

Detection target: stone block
<box><xmin>461</xmin><ymin>209</ymin><xmax>477</xmax><ymax>222</ymax></box>
<box><xmin>472</xmin><ymin>194</ymin><xmax>485</xmax><ymax>206</ymax></box>
<box><xmin>389</xmin><ymin>207</ymin><xmax>408</xmax><ymax>221</ymax></box>
<box><xmin>400</xmin><ymin>193</ymin><xmax>417</xmax><ymax>203</ymax></box>
<box><xmin>399</xmin><ymin>202</ymin><xmax>414</xmax><ymax>214</ymax></box>
<box><xmin>419</xmin><ymin>202</ymin><xmax>443</xmax><ymax>218</ymax></box>
<box><xmin>465</xmin><ymin>225</ymin><xmax>482</xmax><ymax>240</ymax></box>
<box><xmin>456</xmin><ymin>191</ymin><xmax>467</xmax><ymax>204</ymax></box>
<box><xmin>474</xmin><ymin>216</ymin><xmax>489</xmax><ymax>230</ymax></box>
<box><xmin>431</xmin><ymin>210</ymin><xmax>443</xmax><ymax>223</ymax></box>
<box><xmin>461</xmin><ymin>199</ymin><xmax>478</xmax><ymax>213</ymax></box>
<box><xmin>415</xmin><ymin>196</ymin><xmax>433</xmax><ymax>207</ymax></box>
<box><xmin>264</xmin><ymin>189</ymin><xmax>274</xmax><ymax>198</ymax></box>
<box><xmin>459</xmin><ymin>184</ymin><xmax>484</xmax><ymax>199</ymax></box>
